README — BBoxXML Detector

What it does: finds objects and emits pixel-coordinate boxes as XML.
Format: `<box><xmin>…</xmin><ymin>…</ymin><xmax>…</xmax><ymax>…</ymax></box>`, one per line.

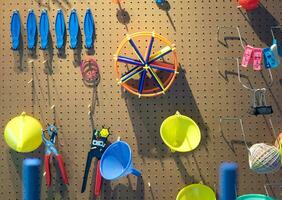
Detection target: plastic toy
<box><xmin>270</xmin><ymin>40</ymin><xmax>280</xmax><ymax>65</ymax></box>
<box><xmin>69</xmin><ymin>9</ymin><xmax>79</xmax><ymax>49</ymax></box>
<box><xmin>10</xmin><ymin>10</ymin><xmax>21</xmax><ymax>50</ymax></box>
<box><xmin>176</xmin><ymin>184</ymin><xmax>216</xmax><ymax>200</ymax></box>
<box><xmin>42</xmin><ymin>124</ymin><xmax>69</xmax><ymax>187</ymax></box>
<box><xmin>263</xmin><ymin>47</ymin><xmax>279</xmax><ymax>69</ymax></box>
<box><xmin>100</xmin><ymin>140</ymin><xmax>141</xmax><ymax>180</ymax></box>
<box><xmin>219</xmin><ymin>162</ymin><xmax>238</xmax><ymax>200</ymax></box>
<box><xmin>270</xmin><ymin>26</ymin><xmax>282</xmax><ymax>59</ymax></box>
<box><xmin>241</xmin><ymin>45</ymin><xmax>263</xmax><ymax>71</ymax></box>
<box><xmin>84</xmin><ymin>8</ymin><xmax>95</xmax><ymax>49</ymax></box>
<box><xmin>160</xmin><ymin>111</ymin><xmax>201</xmax><ymax>152</ymax></box>
<box><xmin>55</xmin><ymin>9</ymin><xmax>65</xmax><ymax>49</ymax></box>
<box><xmin>114</xmin><ymin>32</ymin><xmax>178</xmax><ymax>97</ymax></box>
<box><xmin>26</xmin><ymin>9</ymin><xmax>37</xmax><ymax>49</ymax></box>
<box><xmin>80</xmin><ymin>57</ymin><xmax>100</xmax><ymax>87</ymax></box>
<box><xmin>237</xmin><ymin>194</ymin><xmax>275</xmax><ymax>200</ymax></box>
<box><xmin>39</xmin><ymin>9</ymin><xmax>49</xmax><ymax>50</ymax></box>
<box><xmin>22</xmin><ymin>158</ymin><xmax>41</xmax><ymax>200</ymax></box>
<box><xmin>241</xmin><ymin>45</ymin><xmax>253</xmax><ymax>68</ymax></box>
<box><xmin>4</xmin><ymin>112</ymin><xmax>42</xmax><ymax>152</ymax></box>
<box><xmin>156</xmin><ymin>0</ymin><xmax>166</xmax><ymax>4</ymax></box>
<box><xmin>81</xmin><ymin>129</ymin><xmax>110</xmax><ymax>196</ymax></box>
<box><xmin>238</xmin><ymin>0</ymin><xmax>259</xmax><ymax>10</ymax></box>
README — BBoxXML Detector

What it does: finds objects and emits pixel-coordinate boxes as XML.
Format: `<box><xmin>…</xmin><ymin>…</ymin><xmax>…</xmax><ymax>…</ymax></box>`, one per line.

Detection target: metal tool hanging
<box><xmin>42</xmin><ymin>124</ymin><xmax>69</xmax><ymax>187</ymax></box>
<box><xmin>81</xmin><ymin>128</ymin><xmax>110</xmax><ymax>197</ymax></box>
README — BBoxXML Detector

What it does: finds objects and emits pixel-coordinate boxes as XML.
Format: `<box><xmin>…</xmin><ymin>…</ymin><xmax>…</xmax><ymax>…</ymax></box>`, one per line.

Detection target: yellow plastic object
<box><xmin>176</xmin><ymin>184</ymin><xmax>216</xmax><ymax>200</ymax></box>
<box><xmin>100</xmin><ymin>128</ymin><xmax>110</xmax><ymax>138</ymax></box>
<box><xmin>4</xmin><ymin>112</ymin><xmax>43</xmax><ymax>152</ymax></box>
<box><xmin>160</xmin><ymin>111</ymin><xmax>201</xmax><ymax>152</ymax></box>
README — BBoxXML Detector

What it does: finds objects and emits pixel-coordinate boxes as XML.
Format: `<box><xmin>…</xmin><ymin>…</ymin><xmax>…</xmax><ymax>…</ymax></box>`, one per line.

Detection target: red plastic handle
<box><xmin>95</xmin><ymin>160</ymin><xmax>102</xmax><ymax>197</ymax></box>
<box><xmin>44</xmin><ymin>155</ymin><xmax>51</xmax><ymax>187</ymax></box>
<box><xmin>56</xmin><ymin>154</ymin><xmax>69</xmax><ymax>185</ymax></box>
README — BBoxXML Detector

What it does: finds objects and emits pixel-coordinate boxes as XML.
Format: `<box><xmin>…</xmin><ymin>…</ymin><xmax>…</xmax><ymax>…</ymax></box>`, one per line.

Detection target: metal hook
<box><xmin>219</xmin><ymin>117</ymin><xmax>250</xmax><ymax>151</ymax></box>
<box><xmin>264</xmin><ymin>183</ymin><xmax>282</xmax><ymax>197</ymax></box>
<box><xmin>216</xmin><ymin>57</ymin><xmax>254</xmax><ymax>91</ymax></box>
<box><xmin>268</xmin><ymin>118</ymin><xmax>281</xmax><ymax>148</ymax></box>
<box><xmin>216</xmin><ymin>57</ymin><xmax>273</xmax><ymax>90</ymax></box>
<box><xmin>216</xmin><ymin>26</ymin><xmax>245</xmax><ymax>49</ymax></box>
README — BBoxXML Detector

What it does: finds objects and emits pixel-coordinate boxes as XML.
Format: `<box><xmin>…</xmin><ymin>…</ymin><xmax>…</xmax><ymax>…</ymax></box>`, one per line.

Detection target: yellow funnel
<box><xmin>176</xmin><ymin>184</ymin><xmax>216</xmax><ymax>200</ymax></box>
<box><xmin>4</xmin><ymin>112</ymin><xmax>43</xmax><ymax>152</ymax></box>
<box><xmin>160</xmin><ymin>111</ymin><xmax>201</xmax><ymax>152</ymax></box>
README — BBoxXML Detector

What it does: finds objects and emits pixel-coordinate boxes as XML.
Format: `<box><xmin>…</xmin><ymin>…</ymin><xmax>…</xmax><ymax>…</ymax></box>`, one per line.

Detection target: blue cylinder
<box><xmin>22</xmin><ymin>158</ymin><xmax>41</xmax><ymax>200</ymax></box>
<box><xmin>219</xmin><ymin>162</ymin><xmax>238</xmax><ymax>200</ymax></box>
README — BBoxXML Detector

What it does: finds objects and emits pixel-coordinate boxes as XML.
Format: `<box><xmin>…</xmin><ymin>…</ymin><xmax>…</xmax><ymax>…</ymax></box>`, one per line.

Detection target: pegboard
<box><xmin>1</xmin><ymin>0</ymin><xmax>282</xmax><ymax>199</ymax></box>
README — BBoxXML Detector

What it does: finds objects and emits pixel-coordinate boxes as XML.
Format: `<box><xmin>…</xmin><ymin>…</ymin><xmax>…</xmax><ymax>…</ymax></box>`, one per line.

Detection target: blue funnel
<box><xmin>100</xmin><ymin>141</ymin><xmax>141</xmax><ymax>180</ymax></box>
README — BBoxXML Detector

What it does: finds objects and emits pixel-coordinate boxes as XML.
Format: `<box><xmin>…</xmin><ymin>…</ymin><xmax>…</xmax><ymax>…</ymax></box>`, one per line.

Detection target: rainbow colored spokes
<box><xmin>138</xmin><ymin>70</ymin><xmax>147</xmax><ymax>94</ymax></box>
<box><xmin>147</xmin><ymin>67</ymin><xmax>165</xmax><ymax>91</ymax></box>
<box><xmin>119</xmin><ymin>66</ymin><xmax>144</xmax><ymax>84</ymax></box>
<box><xmin>119</xmin><ymin>35</ymin><xmax>174</xmax><ymax>95</ymax></box>
<box><xmin>117</xmin><ymin>55</ymin><xmax>145</xmax><ymax>66</ymax></box>
<box><xmin>148</xmin><ymin>46</ymin><xmax>172</xmax><ymax>64</ymax></box>
<box><xmin>145</xmin><ymin>35</ymin><xmax>155</xmax><ymax>63</ymax></box>
<box><xmin>128</xmin><ymin>37</ymin><xmax>146</xmax><ymax>64</ymax></box>
<box><xmin>150</xmin><ymin>61</ymin><xmax>176</xmax><ymax>73</ymax></box>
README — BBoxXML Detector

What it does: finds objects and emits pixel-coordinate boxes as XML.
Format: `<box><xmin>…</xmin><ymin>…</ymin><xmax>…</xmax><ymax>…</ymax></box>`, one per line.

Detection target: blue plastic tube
<box><xmin>22</xmin><ymin>158</ymin><xmax>41</xmax><ymax>200</ymax></box>
<box><xmin>219</xmin><ymin>162</ymin><xmax>238</xmax><ymax>200</ymax></box>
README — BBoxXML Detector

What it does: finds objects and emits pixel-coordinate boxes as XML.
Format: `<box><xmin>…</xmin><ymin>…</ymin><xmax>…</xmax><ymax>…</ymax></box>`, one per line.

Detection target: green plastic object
<box><xmin>237</xmin><ymin>194</ymin><xmax>275</xmax><ymax>200</ymax></box>
<box><xmin>176</xmin><ymin>184</ymin><xmax>216</xmax><ymax>200</ymax></box>
<box><xmin>160</xmin><ymin>111</ymin><xmax>201</xmax><ymax>152</ymax></box>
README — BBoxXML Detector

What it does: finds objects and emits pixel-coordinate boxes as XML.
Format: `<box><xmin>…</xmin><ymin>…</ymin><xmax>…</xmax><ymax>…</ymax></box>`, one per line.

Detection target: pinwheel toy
<box><xmin>114</xmin><ymin>32</ymin><xmax>178</xmax><ymax>97</ymax></box>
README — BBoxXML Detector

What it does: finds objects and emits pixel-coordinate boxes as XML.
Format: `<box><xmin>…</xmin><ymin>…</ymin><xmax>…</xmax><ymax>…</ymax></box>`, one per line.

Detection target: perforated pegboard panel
<box><xmin>1</xmin><ymin>0</ymin><xmax>282</xmax><ymax>199</ymax></box>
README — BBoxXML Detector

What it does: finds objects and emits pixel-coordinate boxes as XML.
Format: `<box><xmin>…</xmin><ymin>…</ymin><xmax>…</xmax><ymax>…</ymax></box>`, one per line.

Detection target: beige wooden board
<box><xmin>1</xmin><ymin>0</ymin><xmax>282</xmax><ymax>199</ymax></box>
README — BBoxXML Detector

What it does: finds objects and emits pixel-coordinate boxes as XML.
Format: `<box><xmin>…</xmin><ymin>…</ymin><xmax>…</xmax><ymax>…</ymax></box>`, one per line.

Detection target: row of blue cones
<box><xmin>10</xmin><ymin>8</ymin><xmax>95</xmax><ymax>50</ymax></box>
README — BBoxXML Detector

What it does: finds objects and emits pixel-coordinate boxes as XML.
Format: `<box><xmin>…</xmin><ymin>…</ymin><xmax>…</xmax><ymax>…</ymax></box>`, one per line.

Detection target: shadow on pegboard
<box><xmin>8</xmin><ymin>146</ymin><xmax>44</xmax><ymax>199</ymax></box>
<box><xmin>73</xmin><ymin>26</ymin><xmax>83</xmax><ymax>67</ymax></box>
<box><xmin>260</xmin><ymin>71</ymin><xmax>282</xmax><ymax>116</ymax></box>
<box><xmin>157</xmin><ymin>1</ymin><xmax>176</xmax><ymax>32</ymax></box>
<box><xmin>52</xmin><ymin>0</ymin><xmax>72</xmax><ymax>12</ymax></box>
<box><xmin>239</xmin><ymin>3</ymin><xmax>280</xmax><ymax>46</ymax></box>
<box><xmin>102</xmin><ymin>176</ymin><xmax>144</xmax><ymax>200</ymax></box>
<box><xmin>35</xmin><ymin>0</ymin><xmax>51</xmax><ymax>10</ymax></box>
<box><xmin>115</xmin><ymin>1</ymin><xmax>130</xmax><ymax>32</ymax></box>
<box><xmin>45</xmin><ymin>156</ymin><xmax>70</xmax><ymax>200</ymax></box>
<box><xmin>43</xmin><ymin>32</ymin><xmax>54</xmax><ymax>75</ymax></box>
<box><xmin>12</xmin><ymin>27</ymin><xmax>26</xmax><ymax>73</ymax></box>
<box><xmin>57</xmin><ymin>29</ymin><xmax>67</xmax><ymax>58</ymax></box>
<box><xmin>123</xmin><ymin>66</ymin><xmax>210</xmax><ymax>184</ymax></box>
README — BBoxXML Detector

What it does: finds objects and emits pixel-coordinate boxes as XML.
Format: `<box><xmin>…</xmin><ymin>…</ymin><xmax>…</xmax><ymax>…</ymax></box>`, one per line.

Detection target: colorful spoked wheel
<box><xmin>114</xmin><ymin>32</ymin><xmax>178</xmax><ymax>97</ymax></box>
